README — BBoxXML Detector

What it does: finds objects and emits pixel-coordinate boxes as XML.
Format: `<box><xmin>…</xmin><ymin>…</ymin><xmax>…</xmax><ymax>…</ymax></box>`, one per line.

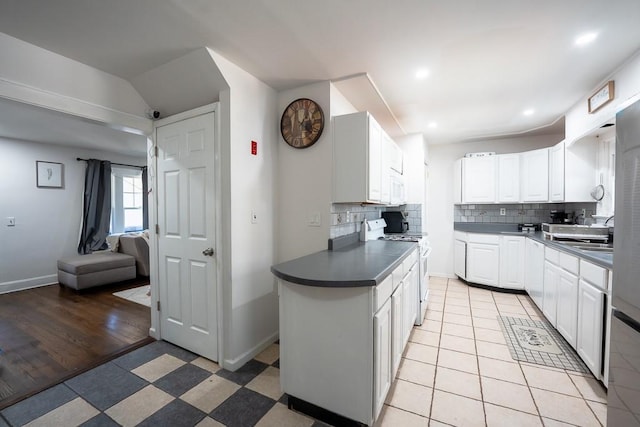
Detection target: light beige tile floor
<box><xmin>376</xmin><ymin>277</ymin><xmax>607</xmax><ymax>427</ymax></box>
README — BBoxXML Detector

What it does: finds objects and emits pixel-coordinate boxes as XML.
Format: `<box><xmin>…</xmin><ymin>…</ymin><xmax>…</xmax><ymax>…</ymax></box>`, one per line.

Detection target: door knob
<box><xmin>202</xmin><ymin>248</ymin><xmax>215</xmax><ymax>256</ymax></box>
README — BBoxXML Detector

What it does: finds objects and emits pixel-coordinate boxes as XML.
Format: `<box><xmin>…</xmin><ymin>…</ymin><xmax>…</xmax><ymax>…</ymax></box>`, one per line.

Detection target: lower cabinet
<box><xmin>373</xmin><ymin>298</ymin><xmax>392</xmax><ymax>419</ymax></box>
<box><xmin>525</xmin><ymin>239</ymin><xmax>545</xmax><ymax>310</ymax></box>
<box><xmin>577</xmin><ymin>278</ymin><xmax>605</xmax><ymax>378</ymax></box>
<box><xmin>454</xmin><ymin>232</ymin><xmax>467</xmax><ymax>279</ymax></box>
<box><xmin>454</xmin><ymin>232</ymin><xmax>525</xmax><ymax>290</ymax></box>
<box><xmin>402</xmin><ymin>266</ymin><xmax>418</xmax><ymax>346</ymax></box>
<box><xmin>542</xmin><ymin>260</ymin><xmax>560</xmax><ymax>326</ymax></box>
<box><xmin>391</xmin><ymin>283</ymin><xmax>404</xmax><ymax>378</ymax></box>
<box><xmin>556</xmin><ymin>269</ymin><xmax>579</xmax><ymax>348</ymax></box>
<box><xmin>499</xmin><ymin>236</ymin><xmax>525</xmax><ymax>289</ymax></box>
<box><xmin>279</xmin><ymin>248</ymin><xmax>418</xmax><ymax>426</ymax></box>
<box><xmin>466</xmin><ymin>236</ymin><xmax>500</xmax><ymax>287</ymax></box>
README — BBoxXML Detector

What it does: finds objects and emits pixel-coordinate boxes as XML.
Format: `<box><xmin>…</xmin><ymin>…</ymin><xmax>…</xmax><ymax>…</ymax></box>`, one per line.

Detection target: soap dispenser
<box><xmin>360</xmin><ymin>219</ymin><xmax>368</xmax><ymax>241</ymax></box>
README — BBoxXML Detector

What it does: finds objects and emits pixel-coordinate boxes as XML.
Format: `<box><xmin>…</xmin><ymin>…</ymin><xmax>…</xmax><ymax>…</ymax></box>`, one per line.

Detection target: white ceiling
<box><xmin>0</xmin><ymin>97</ymin><xmax>148</xmax><ymax>156</ymax></box>
<box><xmin>0</xmin><ymin>0</ymin><xmax>639</xmax><ymax>146</ymax></box>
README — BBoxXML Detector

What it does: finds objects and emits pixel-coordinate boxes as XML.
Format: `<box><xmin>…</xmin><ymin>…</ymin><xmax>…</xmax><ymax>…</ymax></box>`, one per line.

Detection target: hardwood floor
<box><xmin>0</xmin><ymin>279</ymin><xmax>152</xmax><ymax>410</ymax></box>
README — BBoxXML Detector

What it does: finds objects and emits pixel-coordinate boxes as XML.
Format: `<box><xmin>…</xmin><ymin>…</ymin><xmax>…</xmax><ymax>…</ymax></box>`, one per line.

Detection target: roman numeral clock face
<box><xmin>280</xmin><ymin>98</ymin><xmax>324</xmax><ymax>148</ymax></box>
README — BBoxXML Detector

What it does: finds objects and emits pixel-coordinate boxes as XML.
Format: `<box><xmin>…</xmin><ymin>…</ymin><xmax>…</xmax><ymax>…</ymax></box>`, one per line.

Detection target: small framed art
<box><xmin>36</xmin><ymin>161</ymin><xmax>64</xmax><ymax>188</ymax></box>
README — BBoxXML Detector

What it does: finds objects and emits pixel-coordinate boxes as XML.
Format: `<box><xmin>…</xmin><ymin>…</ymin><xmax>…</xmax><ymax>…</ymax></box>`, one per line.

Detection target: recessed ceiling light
<box><xmin>415</xmin><ymin>69</ymin><xmax>430</xmax><ymax>79</ymax></box>
<box><xmin>523</xmin><ymin>109</ymin><xmax>535</xmax><ymax>116</ymax></box>
<box><xmin>428</xmin><ymin>122</ymin><xmax>438</xmax><ymax>129</ymax></box>
<box><xmin>575</xmin><ymin>32</ymin><xmax>598</xmax><ymax>46</ymax></box>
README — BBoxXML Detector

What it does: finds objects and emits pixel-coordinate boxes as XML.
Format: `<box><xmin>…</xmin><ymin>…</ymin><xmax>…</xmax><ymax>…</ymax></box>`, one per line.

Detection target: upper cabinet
<box><xmin>454</xmin><ymin>141</ymin><xmax>600</xmax><ymax>205</ymax></box>
<box><xmin>333</xmin><ymin>111</ymin><xmax>404</xmax><ymax>204</ymax></box>
<box><xmin>520</xmin><ymin>148</ymin><xmax>549</xmax><ymax>202</ymax></box>
<box><xmin>497</xmin><ymin>154</ymin><xmax>520</xmax><ymax>203</ymax></box>
<box><xmin>549</xmin><ymin>141</ymin><xmax>565</xmax><ymax>202</ymax></box>
<box><xmin>462</xmin><ymin>156</ymin><xmax>496</xmax><ymax>203</ymax></box>
<box><xmin>565</xmin><ymin>136</ymin><xmax>598</xmax><ymax>202</ymax></box>
<box><xmin>389</xmin><ymin>140</ymin><xmax>403</xmax><ymax>174</ymax></box>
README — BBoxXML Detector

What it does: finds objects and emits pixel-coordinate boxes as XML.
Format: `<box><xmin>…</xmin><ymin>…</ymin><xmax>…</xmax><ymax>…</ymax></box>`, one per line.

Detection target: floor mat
<box><xmin>112</xmin><ymin>285</ymin><xmax>151</xmax><ymax>307</ymax></box>
<box><xmin>498</xmin><ymin>316</ymin><xmax>590</xmax><ymax>373</ymax></box>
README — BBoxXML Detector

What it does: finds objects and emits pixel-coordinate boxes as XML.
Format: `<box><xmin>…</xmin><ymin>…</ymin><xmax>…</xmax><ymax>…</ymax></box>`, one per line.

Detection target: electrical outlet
<box><xmin>581</xmin><ymin>208</ymin><xmax>586</xmax><ymax>218</ymax></box>
<box><xmin>499</xmin><ymin>208</ymin><xmax>506</xmax><ymax>216</ymax></box>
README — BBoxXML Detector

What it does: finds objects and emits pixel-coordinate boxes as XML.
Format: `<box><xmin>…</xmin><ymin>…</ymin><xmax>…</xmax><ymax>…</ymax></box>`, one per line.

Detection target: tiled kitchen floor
<box><xmin>0</xmin><ymin>277</ymin><xmax>607</xmax><ymax>426</ymax></box>
<box><xmin>377</xmin><ymin>277</ymin><xmax>607</xmax><ymax>427</ymax></box>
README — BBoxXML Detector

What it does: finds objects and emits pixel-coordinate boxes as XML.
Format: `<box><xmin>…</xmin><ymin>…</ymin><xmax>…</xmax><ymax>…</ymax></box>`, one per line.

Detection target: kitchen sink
<box><xmin>559</xmin><ymin>241</ymin><xmax>614</xmax><ymax>253</ymax></box>
<box><xmin>579</xmin><ymin>247</ymin><xmax>614</xmax><ymax>253</ymax></box>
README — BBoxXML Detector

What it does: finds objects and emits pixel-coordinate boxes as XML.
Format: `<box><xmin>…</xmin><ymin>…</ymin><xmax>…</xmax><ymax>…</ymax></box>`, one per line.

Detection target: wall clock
<box><xmin>280</xmin><ymin>98</ymin><xmax>324</xmax><ymax>148</ymax></box>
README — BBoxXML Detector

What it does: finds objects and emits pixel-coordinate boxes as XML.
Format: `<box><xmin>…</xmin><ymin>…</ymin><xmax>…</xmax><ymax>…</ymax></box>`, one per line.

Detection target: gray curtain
<box><xmin>142</xmin><ymin>166</ymin><xmax>149</xmax><ymax>230</ymax></box>
<box><xmin>78</xmin><ymin>159</ymin><xmax>112</xmax><ymax>254</ymax></box>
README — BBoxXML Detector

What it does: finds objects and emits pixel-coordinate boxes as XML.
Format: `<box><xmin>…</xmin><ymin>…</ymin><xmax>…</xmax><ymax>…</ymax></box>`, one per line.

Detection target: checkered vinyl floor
<box><xmin>0</xmin><ymin>340</ymin><xmax>323</xmax><ymax>427</ymax></box>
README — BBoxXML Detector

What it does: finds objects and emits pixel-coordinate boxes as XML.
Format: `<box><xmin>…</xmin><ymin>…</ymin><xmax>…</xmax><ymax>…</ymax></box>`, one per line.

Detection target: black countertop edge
<box><xmin>454</xmin><ymin>224</ymin><xmax>612</xmax><ymax>269</ymax></box>
<box><xmin>454</xmin><ymin>222</ymin><xmax>523</xmax><ymax>233</ymax></box>
<box><xmin>271</xmin><ymin>240</ymin><xmax>417</xmax><ymax>288</ymax></box>
<box><xmin>270</xmin><ymin>268</ymin><xmax>376</xmax><ymax>288</ymax></box>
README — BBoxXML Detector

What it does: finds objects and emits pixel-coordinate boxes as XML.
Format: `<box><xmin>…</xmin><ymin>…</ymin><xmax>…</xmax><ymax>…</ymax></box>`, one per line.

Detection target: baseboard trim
<box><xmin>222</xmin><ymin>330</ymin><xmax>279</xmax><ymax>372</ymax></box>
<box><xmin>430</xmin><ymin>272</ymin><xmax>457</xmax><ymax>279</ymax></box>
<box><xmin>0</xmin><ymin>275</ymin><xmax>57</xmax><ymax>294</ymax></box>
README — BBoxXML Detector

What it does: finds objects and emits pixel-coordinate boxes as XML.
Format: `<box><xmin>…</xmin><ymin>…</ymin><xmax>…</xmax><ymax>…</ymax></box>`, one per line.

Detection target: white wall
<box><xmin>566</xmin><ymin>49</ymin><xmax>640</xmax><ymax>142</ymax></box>
<box><xmin>0</xmin><ymin>32</ymin><xmax>151</xmax><ymax>134</ymax></box>
<box><xmin>208</xmin><ymin>50</ymin><xmax>279</xmax><ymax>370</ymax></box>
<box><xmin>0</xmin><ymin>138</ymin><xmax>145</xmax><ymax>293</ymax></box>
<box><xmin>427</xmin><ymin>134</ymin><xmax>562</xmax><ymax>277</ymax></box>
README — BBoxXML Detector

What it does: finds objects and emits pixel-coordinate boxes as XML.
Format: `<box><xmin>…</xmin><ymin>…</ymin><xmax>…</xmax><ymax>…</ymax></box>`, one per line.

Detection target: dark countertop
<box><xmin>271</xmin><ymin>240</ymin><xmax>418</xmax><ymax>287</ymax></box>
<box><xmin>454</xmin><ymin>223</ymin><xmax>613</xmax><ymax>269</ymax></box>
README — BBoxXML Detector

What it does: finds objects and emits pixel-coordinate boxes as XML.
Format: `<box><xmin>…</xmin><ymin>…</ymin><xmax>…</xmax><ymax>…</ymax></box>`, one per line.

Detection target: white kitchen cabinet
<box><xmin>497</xmin><ymin>154</ymin><xmax>520</xmax><ymax>203</ymax></box>
<box><xmin>391</xmin><ymin>283</ymin><xmax>403</xmax><ymax>378</ymax></box>
<box><xmin>279</xmin><ymin>247</ymin><xmax>418</xmax><ymax>425</ymax></box>
<box><xmin>381</xmin><ymin>134</ymin><xmax>393</xmax><ymax>204</ymax></box>
<box><xmin>333</xmin><ymin>111</ymin><xmax>383</xmax><ymax>203</ymax></box>
<box><xmin>525</xmin><ymin>238</ymin><xmax>545</xmax><ymax>310</ymax></box>
<box><xmin>543</xmin><ymin>260</ymin><xmax>560</xmax><ymax>326</ymax></box>
<box><xmin>577</xmin><ymin>259</ymin><xmax>608</xmax><ymax>379</ymax></box>
<box><xmin>389</xmin><ymin>138</ymin><xmax>403</xmax><ymax>174</ymax></box>
<box><xmin>499</xmin><ymin>235</ymin><xmax>525</xmax><ymax>289</ymax></box>
<box><xmin>373</xmin><ymin>298</ymin><xmax>392</xmax><ymax>419</ymax></box>
<box><xmin>556</xmin><ymin>268</ymin><xmax>579</xmax><ymax>348</ymax></box>
<box><xmin>462</xmin><ymin>156</ymin><xmax>496</xmax><ymax>203</ymax></box>
<box><xmin>577</xmin><ymin>278</ymin><xmax>605</xmax><ymax>378</ymax></box>
<box><xmin>402</xmin><ymin>266</ymin><xmax>418</xmax><ymax>346</ymax></box>
<box><xmin>466</xmin><ymin>234</ymin><xmax>500</xmax><ymax>287</ymax></box>
<box><xmin>454</xmin><ymin>236</ymin><xmax>467</xmax><ymax>279</ymax></box>
<box><xmin>521</xmin><ymin>148</ymin><xmax>549</xmax><ymax>202</ymax></box>
<box><xmin>549</xmin><ymin>141</ymin><xmax>565</xmax><ymax>202</ymax></box>
<box><xmin>565</xmin><ymin>136</ymin><xmax>598</xmax><ymax>202</ymax></box>
<box><xmin>543</xmin><ymin>247</ymin><xmax>579</xmax><ymax>338</ymax></box>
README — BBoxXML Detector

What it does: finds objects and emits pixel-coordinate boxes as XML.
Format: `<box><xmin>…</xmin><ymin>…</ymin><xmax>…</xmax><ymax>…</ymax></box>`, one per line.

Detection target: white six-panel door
<box><xmin>156</xmin><ymin>112</ymin><xmax>217</xmax><ymax>361</ymax></box>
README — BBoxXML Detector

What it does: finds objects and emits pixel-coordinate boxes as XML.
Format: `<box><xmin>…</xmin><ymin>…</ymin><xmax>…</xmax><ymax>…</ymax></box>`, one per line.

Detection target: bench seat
<box><xmin>57</xmin><ymin>252</ymin><xmax>136</xmax><ymax>290</ymax></box>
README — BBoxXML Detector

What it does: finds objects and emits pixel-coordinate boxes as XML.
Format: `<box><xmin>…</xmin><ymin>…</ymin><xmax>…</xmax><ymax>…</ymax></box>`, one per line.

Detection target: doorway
<box><xmin>154</xmin><ymin>106</ymin><xmax>219</xmax><ymax>361</ymax></box>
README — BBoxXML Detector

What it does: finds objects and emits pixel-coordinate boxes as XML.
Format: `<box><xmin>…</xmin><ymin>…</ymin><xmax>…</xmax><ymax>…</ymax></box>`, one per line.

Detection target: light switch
<box><xmin>308</xmin><ymin>212</ymin><xmax>321</xmax><ymax>227</ymax></box>
<box><xmin>7</xmin><ymin>217</ymin><xmax>15</xmax><ymax>226</ymax></box>
<box><xmin>251</xmin><ymin>211</ymin><xmax>258</xmax><ymax>224</ymax></box>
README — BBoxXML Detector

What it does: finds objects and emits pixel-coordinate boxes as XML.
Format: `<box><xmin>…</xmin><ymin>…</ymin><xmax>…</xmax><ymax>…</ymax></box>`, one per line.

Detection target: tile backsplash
<box><xmin>454</xmin><ymin>202</ymin><xmax>597</xmax><ymax>224</ymax></box>
<box><xmin>330</xmin><ymin>203</ymin><xmax>423</xmax><ymax>239</ymax></box>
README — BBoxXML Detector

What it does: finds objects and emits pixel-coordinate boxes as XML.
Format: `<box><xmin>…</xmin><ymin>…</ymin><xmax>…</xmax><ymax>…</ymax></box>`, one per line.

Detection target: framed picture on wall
<box><xmin>36</xmin><ymin>161</ymin><xmax>64</xmax><ymax>188</ymax></box>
